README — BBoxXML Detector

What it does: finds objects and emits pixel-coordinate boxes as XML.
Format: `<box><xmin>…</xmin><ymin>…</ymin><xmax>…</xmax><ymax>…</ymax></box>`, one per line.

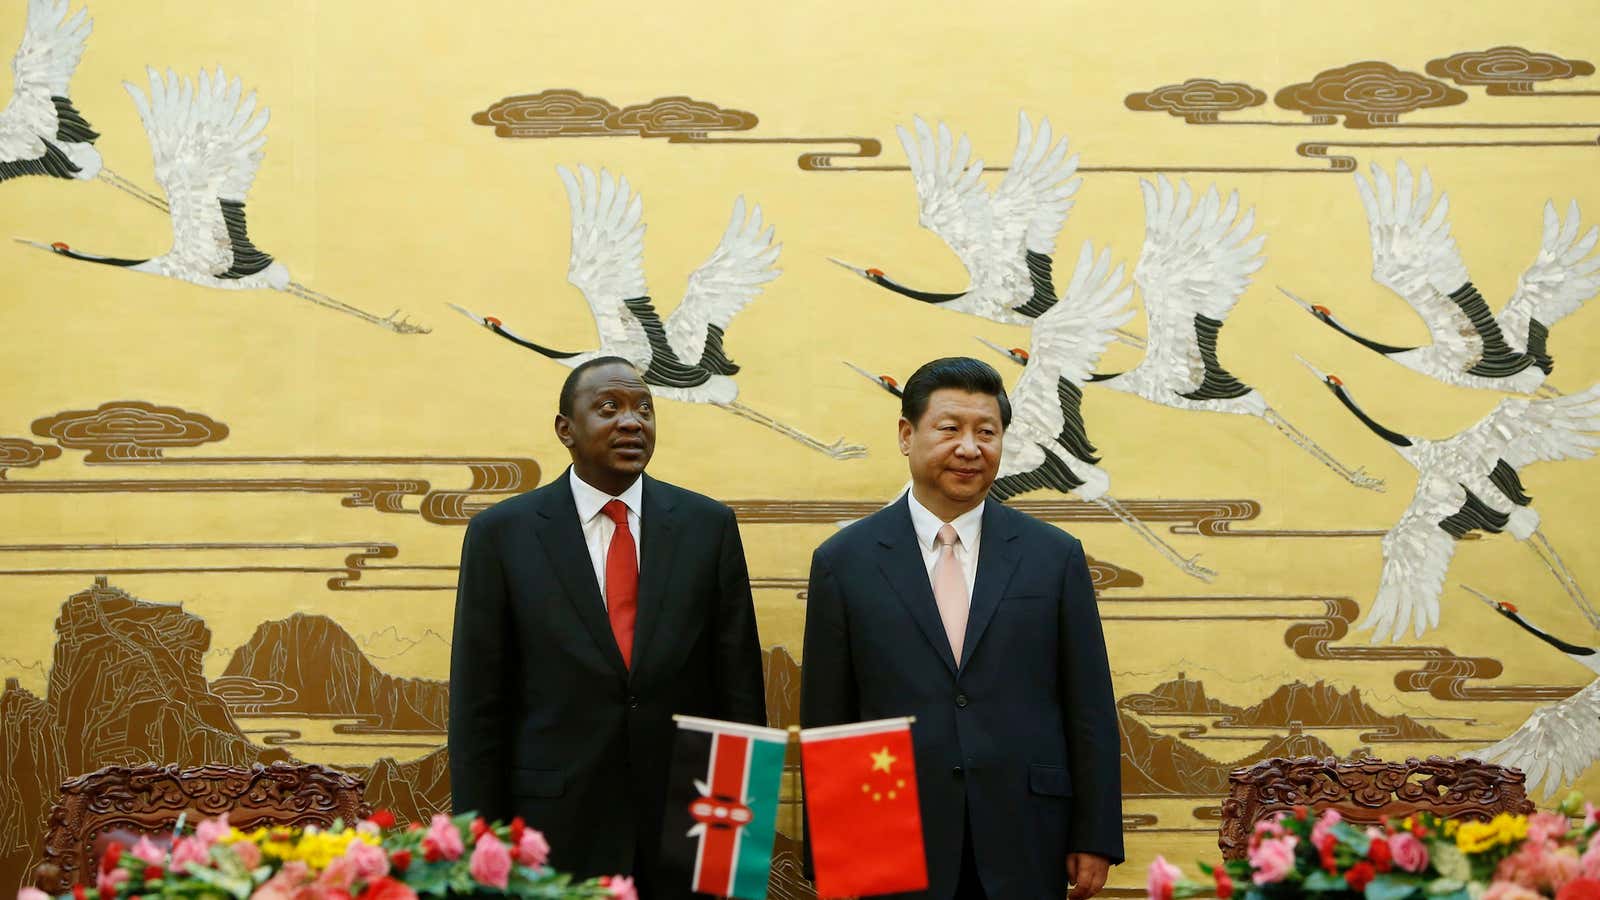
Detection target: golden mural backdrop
<box><xmin>3</xmin><ymin>0</ymin><xmax>1600</xmax><ymax>895</ymax></box>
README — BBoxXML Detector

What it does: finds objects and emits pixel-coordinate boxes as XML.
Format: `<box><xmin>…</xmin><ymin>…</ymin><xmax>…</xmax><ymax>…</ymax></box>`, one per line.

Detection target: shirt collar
<box><xmin>569</xmin><ymin>466</ymin><xmax>644</xmax><ymax>523</ymax></box>
<box><xmin>905</xmin><ymin>490</ymin><xmax>984</xmax><ymax>553</ymax></box>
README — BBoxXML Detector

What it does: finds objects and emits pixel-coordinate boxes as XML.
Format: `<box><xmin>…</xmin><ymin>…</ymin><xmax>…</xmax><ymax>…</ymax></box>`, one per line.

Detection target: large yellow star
<box><xmin>870</xmin><ymin>745</ymin><xmax>897</xmax><ymax>774</ymax></box>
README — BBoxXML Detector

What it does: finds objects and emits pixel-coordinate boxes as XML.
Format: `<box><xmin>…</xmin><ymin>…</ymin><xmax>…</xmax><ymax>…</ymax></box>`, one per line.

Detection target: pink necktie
<box><xmin>933</xmin><ymin>524</ymin><xmax>969</xmax><ymax>662</ymax></box>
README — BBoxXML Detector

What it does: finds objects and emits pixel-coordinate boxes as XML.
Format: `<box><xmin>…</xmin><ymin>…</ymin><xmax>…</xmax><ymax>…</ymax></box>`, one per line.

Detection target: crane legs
<box><xmin>717</xmin><ymin>401</ymin><xmax>868</xmax><ymax>460</ymax></box>
<box><xmin>97</xmin><ymin>169</ymin><xmax>167</xmax><ymax>213</ymax></box>
<box><xmin>1092</xmin><ymin>495</ymin><xmax>1215</xmax><ymax>582</ymax></box>
<box><xmin>1260</xmin><ymin>406</ymin><xmax>1386</xmax><ymax>492</ymax></box>
<box><xmin>284</xmin><ymin>282</ymin><xmax>430</xmax><ymax>334</ymax></box>
<box><xmin>1524</xmin><ymin>530</ymin><xmax>1600</xmax><ymax>629</ymax></box>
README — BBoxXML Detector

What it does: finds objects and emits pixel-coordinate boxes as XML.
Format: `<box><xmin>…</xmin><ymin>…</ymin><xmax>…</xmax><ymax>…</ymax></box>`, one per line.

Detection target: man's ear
<box><xmin>554</xmin><ymin>414</ymin><xmax>577</xmax><ymax>449</ymax></box>
<box><xmin>898</xmin><ymin>417</ymin><xmax>913</xmax><ymax>457</ymax></box>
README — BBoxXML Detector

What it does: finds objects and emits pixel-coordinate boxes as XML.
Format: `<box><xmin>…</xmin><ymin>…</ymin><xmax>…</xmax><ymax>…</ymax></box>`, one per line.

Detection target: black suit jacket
<box><xmin>449</xmin><ymin>470</ymin><xmax>766</xmax><ymax>895</ymax></box>
<box><xmin>800</xmin><ymin>496</ymin><xmax>1123</xmax><ymax>900</ymax></box>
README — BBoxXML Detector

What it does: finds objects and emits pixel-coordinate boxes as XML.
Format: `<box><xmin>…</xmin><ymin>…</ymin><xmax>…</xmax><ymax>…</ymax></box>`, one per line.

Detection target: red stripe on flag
<box><xmin>692</xmin><ymin>732</ymin><xmax>749</xmax><ymax>896</ymax></box>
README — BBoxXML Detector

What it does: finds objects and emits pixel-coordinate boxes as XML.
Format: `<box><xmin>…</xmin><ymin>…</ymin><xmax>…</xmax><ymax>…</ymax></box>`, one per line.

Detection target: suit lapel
<box><xmin>532</xmin><ymin>471</ymin><xmax>628</xmax><ymax>681</ymax></box>
<box><xmin>959</xmin><ymin>501</ymin><xmax>1021</xmax><ymax>671</ymax></box>
<box><xmin>875</xmin><ymin>496</ymin><xmax>958</xmax><ymax>676</ymax></box>
<box><xmin>630</xmin><ymin>475</ymin><xmax>681</xmax><ymax>685</ymax></box>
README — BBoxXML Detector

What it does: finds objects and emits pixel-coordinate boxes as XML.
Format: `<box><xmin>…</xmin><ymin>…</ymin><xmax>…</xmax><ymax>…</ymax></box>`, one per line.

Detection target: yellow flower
<box><xmin>1455</xmin><ymin>814</ymin><xmax>1529</xmax><ymax>854</ymax></box>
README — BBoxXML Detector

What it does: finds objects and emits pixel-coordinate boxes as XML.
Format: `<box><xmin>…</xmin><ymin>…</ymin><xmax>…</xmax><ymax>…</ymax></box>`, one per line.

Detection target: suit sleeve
<box><xmin>1060</xmin><ymin>538</ymin><xmax>1125</xmax><ymax>864</ymax></box>
<box><xmin>447</xmin><ymin>515</ymin><xmax>515</xmax><ymax>822</ymax></box>
<box><xmin>712</xmin><ymin>506</ymin><xmax>767</xmax><ymax>726</ymax></box>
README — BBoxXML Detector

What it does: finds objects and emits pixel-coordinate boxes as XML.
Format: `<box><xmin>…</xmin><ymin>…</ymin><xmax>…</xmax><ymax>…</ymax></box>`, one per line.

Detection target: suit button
<box><xmin>952</xmin><ymin>766</ymin><xmax>964</xmax><ymax>779</ymax></box>
<box><xmin>956</xmin><ymin>694</ymin><xmax>968</xmax><ymax>708</ymax></box>
<box><xmin>628</xmin><ymin>696</ymin><xmax>640</xmax><ymax>709</ymax></box>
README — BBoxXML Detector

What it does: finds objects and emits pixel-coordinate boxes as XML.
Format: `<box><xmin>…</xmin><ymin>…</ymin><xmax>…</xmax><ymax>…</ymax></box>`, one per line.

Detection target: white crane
<box><xmin>847</xmin><ymin>242</ymin><xmax>1214</xmax><ymax>580</ymax></box>
<box><xmin>828</xmin><ymin>111</ymin><xmax>1145</xmax><ymax>349</ymax></box>
<box><xmin>1069</xmin><ymin>177</ymin><xmax>1383</xmax><ymax>491</ymax></box>
<box><xmin>1281</xmin><ymin>161</ymin><xmax>1600</xmax><ymax>396</ymax></box>
<box><xmin>0</xmin><ymin>0</ymin><xmax>164</xmax><ymax>210</ymax></box>
<box><xmin>1464</xmin><ymin>586</ymin><xmax>1600</xmax><ymax>798</ymax></box>
<box><xmin>15</xmin><ymin>67</ymin><xmax>426</xmax><ymax>333</ymax></box>
<box><xmin>450</xmin><ymin>164</ymin><xmax>867</xmax><ymax>460</ymax></box>
<box><xmin>1299</xmin><ymin>357</ymin><xmax>1600</xmax><ymax>642</ymax></box>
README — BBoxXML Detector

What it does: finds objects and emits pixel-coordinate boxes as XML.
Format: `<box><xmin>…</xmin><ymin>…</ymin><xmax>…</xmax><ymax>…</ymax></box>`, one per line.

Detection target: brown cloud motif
<box><xmin>32</xmin><ymin>401</ymin><xmax>229</xmax><ymax>462</ymax></box>
<box><xmin>1276</xmin><ymin>61</ymin><xmax>1468</xmax><ymax>127</ymax></box>
<box><xmin>0</xmin><ymin>437</ymin><xmax>61</xmax><ymax>478</ymax></box>
<box><xmin>607</xmin><ymin>96</ymin><xmax>757</xmax><ymax>137</ymax></box>
<box><xmin>1426</xmin><ymin>46</ymin><xmax>1596</xmax><ymax>95</ymax></box>
<box><xmin>1125</xmin><ymin>78</ymin><xmax>1268</xmax><ymax>123</ymax></box>
<box><xmin>470</xmin><ymin>88</ymin><xmax>621</xmax><ymax>137</ymax></box>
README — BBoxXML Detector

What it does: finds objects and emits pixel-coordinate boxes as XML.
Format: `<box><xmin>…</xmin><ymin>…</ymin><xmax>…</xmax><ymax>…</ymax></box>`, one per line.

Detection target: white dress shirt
<box><xmin>906</xmin><ymin>491</ymin><xmax>983</xmax><ymax>601</ymax></box>
<box><xmin>569</xmin><ymin>467</ymin><xmax>643</xmax><ymax>606</ymax></box>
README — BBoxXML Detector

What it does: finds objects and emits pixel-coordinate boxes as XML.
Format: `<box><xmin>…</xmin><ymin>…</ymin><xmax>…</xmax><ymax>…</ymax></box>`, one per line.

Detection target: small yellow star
<box><xmin>873</xmin><ymin>792</ymin><xmax>882</xmax><ymax>802</ymax></box>
<box><xmin>888</xmin><ymin>790</ymin><xmax>898</xmax><ymax>800</ymax></box>
<box><xmin>870</xmin><ymin>746</ymin><xmax>897</xmax><ymax>774</ymax></box>
<box><xmin>897</xmin><ymin>779</ymin><xmax>906</xmax><ymax>788</ymax></box>
<box><xmin>861</xmin><ymin>783</ymin><xmax>870</xmax><ymax>793</ymax></box>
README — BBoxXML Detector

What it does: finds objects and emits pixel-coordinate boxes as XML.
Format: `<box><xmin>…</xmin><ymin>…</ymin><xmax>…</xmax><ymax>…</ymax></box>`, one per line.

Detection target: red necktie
<box><xmin>602</xmin><ymin>499</ymin><xmax>638</xmax><ymax>669</ymax></box>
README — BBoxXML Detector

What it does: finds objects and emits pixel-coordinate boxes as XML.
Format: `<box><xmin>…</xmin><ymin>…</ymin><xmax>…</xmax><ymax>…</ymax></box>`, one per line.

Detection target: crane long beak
<box><xmin>973</xmin><ymin>336</ymin><xmax>1018</xmax><ymax>362</ymax></box>
<box><xmin>13</xmin><ymin>238</ymin><xmax>55</xmax><ymax>252</ymax></box>
<box><xmin>1277</xmin><ymin>286</ymin><xmax>1317</xmax><ymax>313</ymax></box>
<box><xmin>1293</xmin><ymin>353</ymin><xmax>1332</xmax><ymax>382</ymax></box>
<box><xmin>827</xmin><ymin>257</ymin><xmax>871</xmax><ymax>279</ymax></box>
<box><xmin>445</xmin><ymin>302</ymin><xmax>488</xmax><ymax>326</ymax></box>
<box><xmin>1459</xmin><ymin>584</ymin><xmax>1501</xmax><ymax>610</ymax></box>
<box><xmin>841</xmin><ymin>361</ymin><xmax>882</xmax><ymax>384</ymax></box>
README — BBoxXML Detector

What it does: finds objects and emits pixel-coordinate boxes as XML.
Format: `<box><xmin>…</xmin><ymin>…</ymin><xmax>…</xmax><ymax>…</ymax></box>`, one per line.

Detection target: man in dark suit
<box><xmin>449</xmin><ymin>356</ymin><xmax>767</xmax><ymax>897</ymax></box>
<box><xmin>801</xmin><ymin>357</ymin><xmax>1122</xmax><ymax>900</ymax></box>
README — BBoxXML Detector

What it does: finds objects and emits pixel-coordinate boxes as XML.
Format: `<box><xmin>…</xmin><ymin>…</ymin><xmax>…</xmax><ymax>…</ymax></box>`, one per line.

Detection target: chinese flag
<box><xmin>799</xmin><ymin>717</ymin><xmax>927</xmax><ymax>898</ymax></box>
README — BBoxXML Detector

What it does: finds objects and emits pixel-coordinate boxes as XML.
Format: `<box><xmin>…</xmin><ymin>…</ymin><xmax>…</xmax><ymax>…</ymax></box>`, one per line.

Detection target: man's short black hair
<box><xmin>900</xmin><ymin>356</ymin><xmax>1012</xmax><ymax>428</ymax></box>
<box><xmin>558</xmin><ymin>356</ymin><xmax>640</xmax><ymax>416</ymax></box>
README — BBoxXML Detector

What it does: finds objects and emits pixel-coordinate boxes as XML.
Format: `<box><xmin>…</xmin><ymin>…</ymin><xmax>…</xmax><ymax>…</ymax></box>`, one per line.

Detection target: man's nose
<box><xmin>954</xmin><ymin>432</ymin><xmax>980</xmax><ymax>456</ymax></box>
<box><xmin>617</xmin><ymin>411</ymin><xmax>643</xmax><ymax>430</ymax></box>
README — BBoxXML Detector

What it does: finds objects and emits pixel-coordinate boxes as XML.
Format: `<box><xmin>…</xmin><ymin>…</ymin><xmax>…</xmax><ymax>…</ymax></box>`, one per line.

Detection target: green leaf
<box><xmin>1198</xmin><ymin>861</ymin><xmax>1216</xmax><ymax>876</ymax></box>
<box><xmin>1304</xmin><ymin>871</ymin><xmax>1348</xmax><ymax>892</ymax></box>
<box><xmin>1331</xmin><ymin>821</ymin><xmax>1373</xmax><ymax>855</ymax></box>
<box><xmin>1425</xmin><ymin>879</ymin><xmax>1464</xmax><ymax>895</ymax></box>
<box><xmin>1365</xmin><ymin>873</ymin><xmax>1421</xmax><ymax>900</ymax></box>
<box><xmin>1429</xmin><ymin>842</ymin><xmax>1471</xmax><ymax>882</ymax></box>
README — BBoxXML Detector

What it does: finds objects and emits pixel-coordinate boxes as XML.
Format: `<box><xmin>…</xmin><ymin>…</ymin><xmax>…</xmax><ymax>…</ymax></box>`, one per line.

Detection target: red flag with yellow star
<box><xmin>798</xmin><ymin>717</ymin><xmax>927</xmax><ymax>897</ymax></box>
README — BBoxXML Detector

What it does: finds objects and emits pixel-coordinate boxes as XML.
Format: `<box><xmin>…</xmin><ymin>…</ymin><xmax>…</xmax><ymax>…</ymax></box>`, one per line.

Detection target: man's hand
<box><xmin>1068</xmin><ymin>852</ymin><xmax>1112</xmax><ymax>900</ymax></box>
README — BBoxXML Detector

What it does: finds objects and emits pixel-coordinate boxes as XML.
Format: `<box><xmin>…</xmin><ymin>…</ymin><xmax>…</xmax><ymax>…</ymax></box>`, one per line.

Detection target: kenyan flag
<box><xmin>661</xmin><ymin>715</ymin><xmax>789</xmax><ymax>899</ymax></box>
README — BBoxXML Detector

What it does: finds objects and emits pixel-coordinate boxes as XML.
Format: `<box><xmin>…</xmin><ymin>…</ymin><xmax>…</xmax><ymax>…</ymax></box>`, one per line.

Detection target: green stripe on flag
<box><xmin>730</xmin><ymin>736</ymin><xmax>787</xmax><ymax>899</ymax></box>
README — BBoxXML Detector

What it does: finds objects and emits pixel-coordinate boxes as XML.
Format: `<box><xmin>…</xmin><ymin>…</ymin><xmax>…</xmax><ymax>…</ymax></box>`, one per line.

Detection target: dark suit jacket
<box><xmin>800</xmin><ymin>496</ymin><xmax>1123</xmax><ymax>900</ymax></box>
<box><xmin>449</xmin><ymin>470</ymin><xmax>766</xmax><ymax>896</ymax></box>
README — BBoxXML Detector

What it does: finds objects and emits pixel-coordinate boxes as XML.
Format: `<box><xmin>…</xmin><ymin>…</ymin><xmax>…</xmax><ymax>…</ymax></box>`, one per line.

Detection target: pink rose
<box><xmin>344</xmin><ymin>840</ymin><xmax>389</xmax><ymax>883</ymax></box>
<box><xmin>469</xmin><ymin>833</ymin><xmax>512</xmax><ymax>890</ymax></box>
<box><xmin>195</xmin><ymin>814</ymin><xmax>231</xmax><ymax>846</ymax></box>
<box><xmin>1310</xmin><ymin>809</ymin><xmax>1343</xmax><ymax>849</ymax></box>
<box><xmin>1483</xmin><ymin>881</ymin><xmax>1544</xmax><ymax>900</ymax></box>
<box><xmin>18</xmin><ymin>888</ymin><xmax>51</xmax><ymax>900</ymax></box>
<box><xmin>1251</xmin><ymin>836</ymin><xmax>1299</xmax><ymax>885</ymax></box>
<box><xmin>1389</xmin><ymin>832</ymin><xmax>1430</xmax><ymax>873</ymax></box>
<box><xmin>237</xmin><ymin>839</ymin><xmax>263</xmax><ymax>870</ymax></box>
<box><xmin>249</xmin><ymin>861</ymin><xmax>312</xmax><ymax>900</ymax></box>
<box><xmin>602</xmin><ymin>875</ymin><xmax>638</xmax><ymax>900</ymax></box>
<box><xmin>1530</xmin><ymin>812</ymin><xmax>1572</xmax><ymax>845</ymax></box>
<box><xmin>515</xmin><ymin>829</ymin><xmax>550</xmax><ymax>868</ymax></box>
<box><xmin>96</xmin><ymin>867</ymin><xmax>129</xmax><ymax>897</ymax></box>
<box><xmin>1580</xmin><ymin>844</ymin><xmax>1600</xmax><ymax>880</ymax></box>
<box><xmin>1147</xmin><ymin>855</ymin><xmax>1182</xmax><ymax>900</ymax></box>
<box><xmin>320</xmin><ymin>857</ymin><xmax>359</xmax><ymax>894</ymax></box>
<box><xmin>169</xmin><ymin>836</ymin><xmax>210</xmax><ymax>873</ymax></box>
<box><xmin>420</xmin><ymin>815</ymin><xmax>464</xmax><ymax>863</ymax></box>
<box><xmin>131</xmin><ymin>836</ymin><xmax>166</xmax><ymax>866</ymax></box>
<box><xmin>1585</xmin><ymin>803</ymin><xmax>1599</xmax><ymax>828</ymax></box>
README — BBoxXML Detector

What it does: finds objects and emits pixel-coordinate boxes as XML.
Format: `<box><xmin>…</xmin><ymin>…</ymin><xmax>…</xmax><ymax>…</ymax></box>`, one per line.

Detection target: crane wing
<box><xmin>127</xmin><ymin>68</ymin><xmax>272</xmax><ymax>278</ymax></box>
<box><xmin>1132</xmin><ymin>177</ymin><xmax>1266</xmax><ymax>396</ymax></box>
<box><xmin>559</xmin><ymin>164</ymin><xmax>653</xmax><ymax>361</ymax></box>
<box><xmin>664</xmin><ymin>196</ymin><xmax>780</xmax><ymax>372</ymax></box>
<box><xmin>1449</xmin><ymin>385</ymin><xmax>1600</xmax><ymax>473</ymax></box>
<box><xmin>1010</xmin><ymin>241</ymin><xmax>1133</xmax><ymax>454</ymax></box>
<box><xmin>0</xmin><ymin>0</ymin><xmax>91</xmax><ymax>160</ymax></box>
<box><xmin>1363</xmin><ymin>476</ymin><xmax>1463</xmax><ymax>642</ymax></box>
<box><xmin>1498</xmin><ymin>200</ymin><xmax>1600</xmax><ymax>367</ymax></box>
<box><xmin>989</xmin><ymin>110</ymin><xmax>1080</xmax><ymax>258</ymax></box>
<box><xmin>1472</xmin><ymin>677</ymin><xmax>1600</xmax><ymax>797</ymax></box>
<box><xmin>897</xmin><ymin>115</ymin><xmax>993</xmax><ymax>281</ymax></box>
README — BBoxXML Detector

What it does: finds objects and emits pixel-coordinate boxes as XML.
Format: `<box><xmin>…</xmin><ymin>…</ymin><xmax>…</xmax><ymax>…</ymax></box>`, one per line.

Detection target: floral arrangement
<box><xmin>18</xmin><ymin>811</ymin><xmax>635</xmax><ymax>900</ymax></box>
<box><xmin>1148</xmin><ymin>794</ymin><xmax>1600</xmax><ymax>900</ymax></box>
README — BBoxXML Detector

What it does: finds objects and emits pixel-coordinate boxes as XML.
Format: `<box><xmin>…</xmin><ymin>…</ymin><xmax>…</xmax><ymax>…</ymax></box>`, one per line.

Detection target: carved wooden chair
<box><xmin>33</xmin><ymin>762</ymin><xmax>369</xmax><ymax>892</ymax></box>
<box><xmin>1219</xmin><ymin>756</ymin><xmax>1537</xmax><ymax>860</ymax></box>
